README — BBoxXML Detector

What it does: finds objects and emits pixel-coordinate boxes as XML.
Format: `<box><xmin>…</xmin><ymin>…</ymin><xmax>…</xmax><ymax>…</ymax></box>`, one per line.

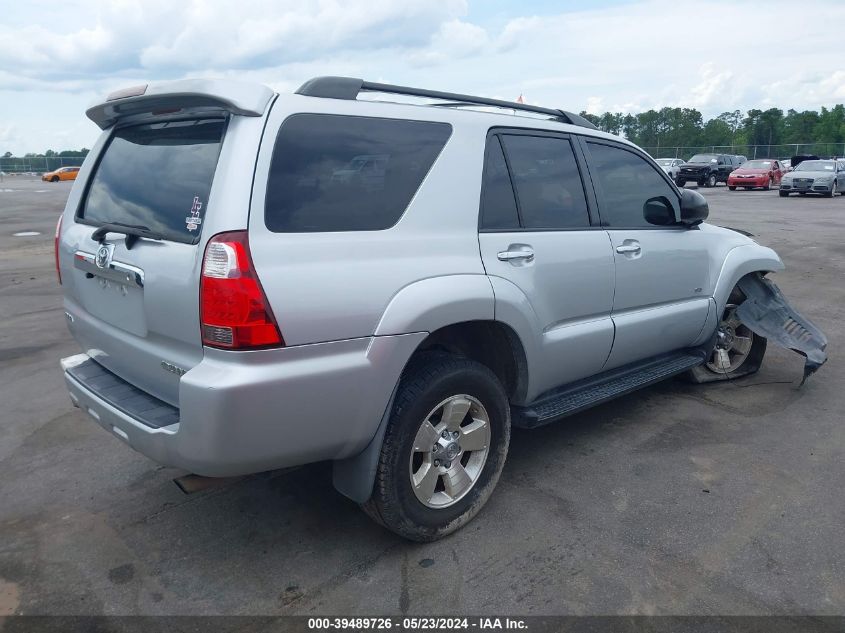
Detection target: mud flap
<box><xmin>736</xmin><ymin>274</ymin><xmax>828</xmax><ymax>385</ymax></box>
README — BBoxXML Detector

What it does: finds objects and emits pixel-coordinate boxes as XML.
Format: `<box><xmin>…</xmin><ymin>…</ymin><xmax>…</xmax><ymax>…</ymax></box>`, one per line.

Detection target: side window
<box><xmin>480</xmin><ymin>136</ymin><xmax>519</xmax><ymax>230</ymax></box>
<box><xmin>586</xmin><ymin>141</ymin><xmax>679</xmax><ymax>228</ymax></box>
<box><xmin>500</xmin><ymin>135</ymin><xmax>590</xmax><ymax>229</ymax></box>
<box><xmin>265</xmin><ymin>114</ymin><xmax>451</xmax><ymax>232</ymax></box>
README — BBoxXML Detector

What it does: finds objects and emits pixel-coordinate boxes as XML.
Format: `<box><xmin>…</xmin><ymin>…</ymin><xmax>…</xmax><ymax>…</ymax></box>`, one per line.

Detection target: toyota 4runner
<box><xmin>58</xmin><ymin>77</ymin><xmax>827</xmax><ymax>541</ymax></box>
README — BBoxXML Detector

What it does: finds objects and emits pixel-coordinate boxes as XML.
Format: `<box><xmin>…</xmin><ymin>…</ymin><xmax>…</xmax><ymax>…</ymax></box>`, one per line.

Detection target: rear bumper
<box><xmin>62</xmin><ymin>332</ymin><xmax>426</xmax><ymax>476</ymax></box>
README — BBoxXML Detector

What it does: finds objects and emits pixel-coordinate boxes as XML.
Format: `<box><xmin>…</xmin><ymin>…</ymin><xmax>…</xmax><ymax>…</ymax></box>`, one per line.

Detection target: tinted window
<box><xmin>480</xmin><ymin>137</ymin><xmax>519</xmax><ymax>230</ymax></box>
<box><xmin>80</xmin><ymin>119</ymin><xmax>224</xmax><ymax>243</ymax></box>
<box><xmin>500</xmin><ymin>135</ymin><xmax>589</xmax><ymax>229</ymax></box>
<box><xmin>587</xmin><ymin>142</ymin><xmax>679</xmax><ymax>228</ymax></box>
<box><xmin>265</xmin><ymin>114</ymin><xmax>451</xmax><ymax>232</ymax></box>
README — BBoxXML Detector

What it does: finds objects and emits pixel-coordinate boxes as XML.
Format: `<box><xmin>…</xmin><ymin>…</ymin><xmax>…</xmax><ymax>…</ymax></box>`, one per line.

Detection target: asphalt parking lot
<box><xmin>0</xmin><ymin>176</ymin><xmax>843</xmax><ymax>616</ymax></box>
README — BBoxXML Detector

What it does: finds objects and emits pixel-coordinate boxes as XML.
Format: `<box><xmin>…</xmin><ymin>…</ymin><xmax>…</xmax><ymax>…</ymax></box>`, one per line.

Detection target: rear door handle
<box><xmin>497</xmin><ymin>246</ymin><xmax>534</xmax><ymax>262</ymax></box>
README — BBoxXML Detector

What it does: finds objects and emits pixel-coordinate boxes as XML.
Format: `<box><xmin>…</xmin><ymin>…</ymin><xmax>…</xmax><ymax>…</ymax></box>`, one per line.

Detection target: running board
<box><xmin>512</xmin><ymin>351</ymin><xmax>705</xmax><ymax>429</ymax></box>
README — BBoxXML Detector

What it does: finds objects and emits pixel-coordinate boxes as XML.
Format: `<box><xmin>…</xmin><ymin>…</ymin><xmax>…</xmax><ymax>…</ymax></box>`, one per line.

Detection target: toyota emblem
<box><xmin>95</xmin><ymin>244</ymin><xmax>111</xmax><ymax>269</ymax></box>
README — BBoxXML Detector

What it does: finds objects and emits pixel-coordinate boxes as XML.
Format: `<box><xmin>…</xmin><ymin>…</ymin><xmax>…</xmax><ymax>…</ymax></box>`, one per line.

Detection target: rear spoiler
<box><xmin>86</xmin><ymin>79</ymin><xmax>275</xmax><ymax>129</ymax></box>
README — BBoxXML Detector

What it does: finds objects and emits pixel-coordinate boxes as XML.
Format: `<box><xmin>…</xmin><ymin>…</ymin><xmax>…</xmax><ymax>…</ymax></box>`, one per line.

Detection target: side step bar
<box><xmin>512</xmin><ymin>351</ymin><xmax>705</xmax><ymax>429</ymax></box>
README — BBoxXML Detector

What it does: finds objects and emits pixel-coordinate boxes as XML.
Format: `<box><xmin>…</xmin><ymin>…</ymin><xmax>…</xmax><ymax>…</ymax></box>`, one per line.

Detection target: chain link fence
<box><xmin>0</xmin><ymin>155</ymin><xmax>85</xmax><ymax>174</ymax></box>
<box><xmin>642</xmin><ymin>143</ymin><xmax>845</xmax><ymax>160</ymax></box>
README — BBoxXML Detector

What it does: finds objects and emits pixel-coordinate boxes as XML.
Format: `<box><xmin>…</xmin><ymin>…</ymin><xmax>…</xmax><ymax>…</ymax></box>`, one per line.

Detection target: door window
<box><xmin>500</xmin><ymin>135</ymin><xmax>590</xmax><ymax>229</ymax></box>
<box><xmin>586</xmin><ymin>141</ymin><xmax>680</xmax><ymax>228</ymax></box>
<box><xmin>265</xmin><ymin>114</ymin><xmax>451</xmax><ymax>232</ymax></box>
<box><xmin>479</xmin><ymin>136</ymin><xmax>520</xmax><ymax>230</ymax></box>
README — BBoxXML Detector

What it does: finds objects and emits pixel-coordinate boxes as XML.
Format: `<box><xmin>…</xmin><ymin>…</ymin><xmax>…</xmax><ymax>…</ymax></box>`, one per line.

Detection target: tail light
<box><xmin>200</xmin><ymin>231</ymin><xmax>283</xmax><ymax>349</ymax></box>
<box><xmin>54</xmin><ymin>215</ymin><xmax>63</xmax><ymax>285</ymax></box>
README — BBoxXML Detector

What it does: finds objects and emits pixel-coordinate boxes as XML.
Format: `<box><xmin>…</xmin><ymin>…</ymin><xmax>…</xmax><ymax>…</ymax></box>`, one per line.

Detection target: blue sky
<box><xmin>1</xmin><ymin>0</ymin><xmax>844</xmax><ymax>155</ymax></box>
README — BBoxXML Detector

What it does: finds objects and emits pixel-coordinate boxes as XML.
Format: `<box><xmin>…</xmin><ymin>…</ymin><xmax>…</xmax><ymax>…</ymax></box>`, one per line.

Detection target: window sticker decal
<box><xmin>186</xmin><ymin>195</ymin><xmax>203</xmax><ymax>231</ymax></box>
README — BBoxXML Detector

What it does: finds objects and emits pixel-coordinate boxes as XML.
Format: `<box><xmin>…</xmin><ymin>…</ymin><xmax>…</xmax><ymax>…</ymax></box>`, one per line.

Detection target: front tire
<box><xmin>825</xmin><ymin>181</ymin><xmax>836</xmax><ymax>198</ymax></box>
<box><xmin>687</xmin><ymin>287</ymin><xmax>767</xmax><ymax>383</ymax></box>
<box><xmin>728</xmin><ymin>185</ymin><xmax>736</xmax><ymax>191</ymax></box>
<box><xmin>779</xmin><ymin>191</ymin><xmax>789</xmax><ymax>197</ymax></box>
<box><xmin>763</xmin><ymin>178</ymin><xmax>771</xmax><ymax>191</ymax></box>
<box><xmin>50</xmin><ymin>176</ymin><xmax>59</xmax><ymax>182</ymax></box>
<box><xmin>363</xmin><ymin>354</ymin><xmax>511</xmax><ymax>541</ymax></box>
<box><xmin>705</xmin><ymin>174</ymin><xmax>717</xmax><ymax>188</ymax></box>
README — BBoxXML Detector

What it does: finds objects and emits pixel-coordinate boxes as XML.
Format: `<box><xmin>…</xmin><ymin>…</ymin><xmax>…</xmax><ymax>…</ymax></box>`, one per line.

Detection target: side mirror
<box><xmin>679</xmin><ymin>189</ymin><xmax>709</xmax><ymax>226</ymax></box>
<box><xmin>643</xmin><ymin>196</ymin><xmax>676</xmax><ymax>226</ymax></box>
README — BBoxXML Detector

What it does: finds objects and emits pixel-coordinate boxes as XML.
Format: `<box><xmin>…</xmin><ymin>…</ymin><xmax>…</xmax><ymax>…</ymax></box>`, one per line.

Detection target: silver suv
<box><xmin>58</xmin><ymin>77</ymin><xmax>827</xmax><ymax>541</ymax></box>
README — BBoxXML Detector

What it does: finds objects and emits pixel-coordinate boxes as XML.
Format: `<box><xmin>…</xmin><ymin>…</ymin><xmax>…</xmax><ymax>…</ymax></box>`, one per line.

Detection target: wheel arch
<box><xmin>333</xmin><ymin>318</ymin><xmax>529</xmax><ymax>504</ymax></box>
<box><xmin>712</xmin><ymin>244</ymin><xmax>785</xmax><ymax>314</ymax></box>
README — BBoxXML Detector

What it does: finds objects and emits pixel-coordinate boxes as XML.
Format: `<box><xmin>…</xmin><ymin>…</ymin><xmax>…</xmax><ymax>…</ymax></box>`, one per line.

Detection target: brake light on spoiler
<box><xmin>200</xmin><ymin>231</ymin><xmax>283</xmax><ymax>349</ymax></box>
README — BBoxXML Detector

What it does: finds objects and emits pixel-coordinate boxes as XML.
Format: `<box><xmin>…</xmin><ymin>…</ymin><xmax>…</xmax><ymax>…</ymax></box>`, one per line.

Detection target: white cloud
<box><xmin>0</xmin><ymin>0</ymin><xmax>467</xmax><ymax>83</ymax></box>
<box><xmin>2</xmin><ymin>0</ymin><xmax>845</xmax><ymax>155</ymax></box>
<box><xmin>585</xmin><ymin>96</ymin><xmax>604</xmax><ymax>115</ymax></box>
<box><xmin>687</xmin><ymin>63</ymin><xmax>736</xmax><ymax>110</ymax></box>
<box><xmin>406</xmin><ymin>19</ymin><xmax>489</xmax><ymax>67</ymax></box>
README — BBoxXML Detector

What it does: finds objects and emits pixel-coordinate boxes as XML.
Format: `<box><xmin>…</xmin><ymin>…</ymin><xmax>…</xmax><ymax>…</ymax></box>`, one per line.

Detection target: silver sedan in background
<box><xmin>655</xmin><ymin>158</ymin><xmax>685</xmax><ymax>180</ymax></box>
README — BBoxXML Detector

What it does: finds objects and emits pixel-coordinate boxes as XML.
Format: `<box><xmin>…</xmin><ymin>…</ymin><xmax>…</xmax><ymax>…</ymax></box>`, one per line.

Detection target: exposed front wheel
<box><xmin>676</xmin><ymin>179</ymin><xmax>686</xmax><ymax>187</ymax></box>
<box><xmin>728</xmin><ymin>186</ymin><xmax>736</xmax><ymax>191</ymax></box>
<box><xmin>779</xmin><ymin>191</ymin><xmax>789</xmax><ymax>197</ymax></box>
<box><xmin>687</xmin><ymin>287</ymin><xmax>767</xmax><ymax>383</ymax></box>
<box><xmin>706</xmin><ymin>174</ymin><xmax>717</xmax><ymax>188</ymax></box>
<box><xmin>763</xmin><ymin>178</ymin><xmax>771</xmax><ymax>191</ymax></box>
<box><xmin>825</xmin><ymin>181</ymin><xmax>836</xmax><ymax>198</ymax></box>
<box><xmin>51</xmin><ymin>176</ymin><xmax>59</xmax><ymax>182</ymax></box>
<box><xmin>363</xmin><ymin>354</ymin><xmax>511</xmax><ymax>541</ymax></box>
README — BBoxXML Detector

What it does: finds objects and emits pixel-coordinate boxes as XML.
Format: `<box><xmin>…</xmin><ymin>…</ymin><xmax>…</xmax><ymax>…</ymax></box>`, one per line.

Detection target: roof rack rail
<box><xmin>295</xmin><ymin>76</ymin><xmax>598</xmax><ymax>130</ymax></box>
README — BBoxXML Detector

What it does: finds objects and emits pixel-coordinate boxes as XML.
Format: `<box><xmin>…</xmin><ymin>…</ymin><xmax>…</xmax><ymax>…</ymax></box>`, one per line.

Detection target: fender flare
<box><xmin>374</xmin><ymin>274</ymin><xmax>494</xmax><ymax>336</ymax></box>
<box><xmin>712</xmin><ymin>244</ymin><xmax>784</xmax><ymax>313</ymax></box>
<box><xmin>333</xmin><ymin>275</ymin><xmax>495</xmax><ymax>503</ymax></box>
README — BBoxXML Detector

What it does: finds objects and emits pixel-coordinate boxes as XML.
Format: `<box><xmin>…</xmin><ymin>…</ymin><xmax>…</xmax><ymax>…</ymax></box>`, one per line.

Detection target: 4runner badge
<box><xmin>161</xmin><ymin>361</ymin><xmax>187</xmax><ymax>377</ymax></box>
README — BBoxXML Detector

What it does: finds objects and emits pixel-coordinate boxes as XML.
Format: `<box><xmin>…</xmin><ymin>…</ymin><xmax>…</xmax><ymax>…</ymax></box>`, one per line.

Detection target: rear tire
<box><xmin>363</xmin><ymin>353</ymin><xmax>511</xmax><ymax>541</ymax></box>
<box><xmin>676</xmin><ymin>179</ymin><xmax>686</xmax><ymax>187</ymax></box>
<box><xmin>687</xmin><ymin>287</ymin><xmax>767</xmax><ymax>384</ymax></box>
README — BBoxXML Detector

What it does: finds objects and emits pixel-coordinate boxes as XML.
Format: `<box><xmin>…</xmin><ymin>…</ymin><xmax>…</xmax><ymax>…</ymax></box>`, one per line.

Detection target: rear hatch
<box><xmin>61</xmin><ymin>117</ymin><xmax>226</xmax><ymax>406</ymax></box>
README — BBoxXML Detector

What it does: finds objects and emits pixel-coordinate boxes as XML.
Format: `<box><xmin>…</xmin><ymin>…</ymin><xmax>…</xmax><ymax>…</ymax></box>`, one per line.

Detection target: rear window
<box><xmin>265</xmin><ymin>114</ymin><xmax>451</xmax><ymax>232</ymax></box>
<box><xmin>79</xmin><ymin>119</ymin><xmax>225</xmax><ymax>243</ymax></box>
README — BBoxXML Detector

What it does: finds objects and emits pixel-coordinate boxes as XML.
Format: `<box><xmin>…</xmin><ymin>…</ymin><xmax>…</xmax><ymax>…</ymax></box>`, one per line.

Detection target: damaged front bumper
<box><xmin>736</xmin><ymin>274</ymin><xmax>828</xmax><ymax>384</ymax></box>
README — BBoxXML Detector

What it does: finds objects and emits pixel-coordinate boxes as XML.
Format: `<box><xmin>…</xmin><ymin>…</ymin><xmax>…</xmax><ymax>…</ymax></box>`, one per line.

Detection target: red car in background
<box><xmin>727</xmin><ymin>159</ymin><xmax>784</xmax><ymax>190</ymax></box>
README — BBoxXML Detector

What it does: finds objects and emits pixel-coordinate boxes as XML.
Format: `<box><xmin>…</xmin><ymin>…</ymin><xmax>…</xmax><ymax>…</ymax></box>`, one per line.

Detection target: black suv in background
<box><xmin>677</xmin><ymin>154</ymin><xmax>741</xmax><ymax>188</ymax></box>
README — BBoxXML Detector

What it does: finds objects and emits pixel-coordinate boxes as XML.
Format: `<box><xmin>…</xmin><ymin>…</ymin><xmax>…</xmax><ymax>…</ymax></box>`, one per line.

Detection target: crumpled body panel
<box><xmin>736</xmin><ymin>274</ymin><xmax>828</xmax><ymax>384</ymax></box>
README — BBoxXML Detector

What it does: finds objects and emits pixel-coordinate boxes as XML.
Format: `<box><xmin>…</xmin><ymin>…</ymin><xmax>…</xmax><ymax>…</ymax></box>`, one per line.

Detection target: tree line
<box><xmin>0</xmin><ymin>149</ymin><xmax>90</xmax><ymax>172</ymax></box>
<box><xmin>578</xmin><ymin>105</ymin><xmax>845</xmax><ymax>156</ymax></box>
<box><xmin>2</xmin><ymin>149</ymin><xmax>90</xmax><ymax>159</ymax></box>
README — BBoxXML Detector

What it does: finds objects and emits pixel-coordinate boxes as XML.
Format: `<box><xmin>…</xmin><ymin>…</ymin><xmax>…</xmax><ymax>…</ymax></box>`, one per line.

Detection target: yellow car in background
<box><xmin>42</xmin><ymin>166</ymin><xmax>80</xmax><ymax>182</ymax></box>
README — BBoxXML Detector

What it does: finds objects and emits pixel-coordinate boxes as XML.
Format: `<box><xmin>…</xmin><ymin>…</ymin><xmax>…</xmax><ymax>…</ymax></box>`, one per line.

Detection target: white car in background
<box><xmin>655</xmin><ymin>158</ymin><xmax>685</xmax><ymax>181</ymax></box>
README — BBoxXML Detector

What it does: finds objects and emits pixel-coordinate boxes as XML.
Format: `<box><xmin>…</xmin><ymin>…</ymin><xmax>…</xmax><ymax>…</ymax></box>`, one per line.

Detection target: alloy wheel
<box><xmin>706</xmin><ymin>303</ymin><xmax>755</xmax><ymax>374</ymax></box>
<box><xmin>408</xmin><ymin>394</ymin><xmax>491</xmax><ymax>509</ymax></box>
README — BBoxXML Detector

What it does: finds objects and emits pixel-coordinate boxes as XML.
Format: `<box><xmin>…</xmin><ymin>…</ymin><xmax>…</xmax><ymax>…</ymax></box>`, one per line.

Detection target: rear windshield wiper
<box><xmin>91</xmin><ymin>222</ymin><xmax>166</xmax><ymax>250</ymax></box>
